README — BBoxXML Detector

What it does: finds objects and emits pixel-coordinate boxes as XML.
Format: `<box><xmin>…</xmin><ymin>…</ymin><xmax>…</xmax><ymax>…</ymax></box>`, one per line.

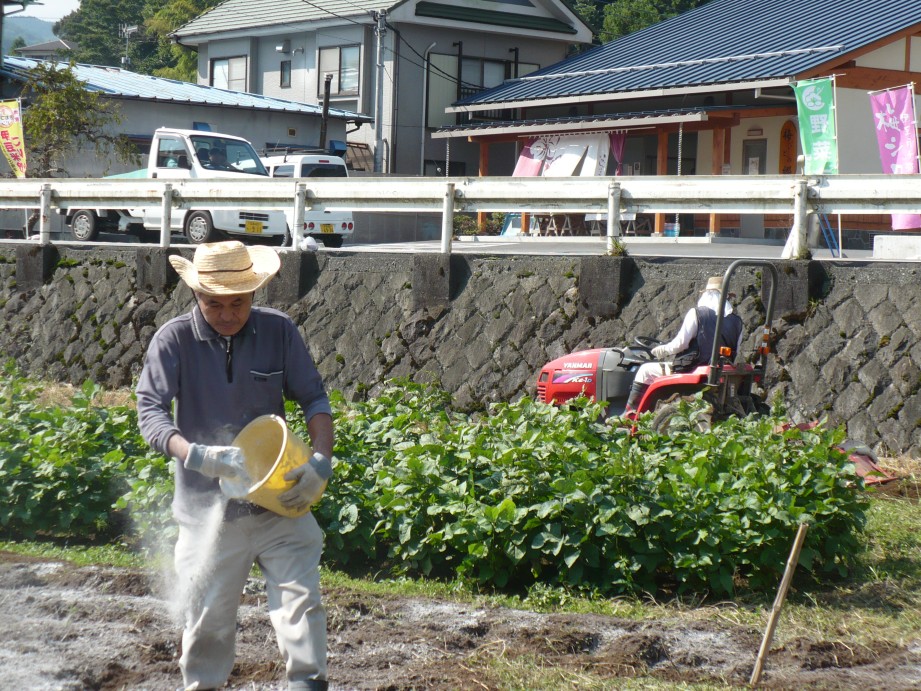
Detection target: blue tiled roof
<box><xmin>0</xmin><ymin>56</ymin><xmax>372</xmax><ymax>122</ymax></box>
<box><xmin>457</xmin><ymin>0</ymin><xmax>921</xmax><ymax>107</ymax></box>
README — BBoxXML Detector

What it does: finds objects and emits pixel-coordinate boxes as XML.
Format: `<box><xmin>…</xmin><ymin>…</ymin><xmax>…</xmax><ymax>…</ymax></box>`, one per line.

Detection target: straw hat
<box><xmin>704</xmin><ymin>276</ymin><xmax>723</xmax><ymax>292</ymax></box>
<box><xmin>169</xmin><ymin>241</ymin><xmax>280</xmax><ymax>295</ymax></box>
<box><xmin>703</xmin><ymin>275</ymin><xmax>735</xmax><ymax>297</ymax></box>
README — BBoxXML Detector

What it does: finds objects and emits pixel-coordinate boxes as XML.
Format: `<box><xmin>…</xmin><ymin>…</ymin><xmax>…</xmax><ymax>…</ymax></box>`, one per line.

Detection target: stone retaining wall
<box><xmin>1</xmin><ymin>243</ymin><xmax>918</xmax><ymax>456</ymax></box>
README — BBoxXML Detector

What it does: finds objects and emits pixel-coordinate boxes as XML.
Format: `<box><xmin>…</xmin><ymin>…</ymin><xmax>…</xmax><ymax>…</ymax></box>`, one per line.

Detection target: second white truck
<box><xmin>62</xmin><ymin>128</ymin><xmax>288</xmax><ymax>245</ymax></box>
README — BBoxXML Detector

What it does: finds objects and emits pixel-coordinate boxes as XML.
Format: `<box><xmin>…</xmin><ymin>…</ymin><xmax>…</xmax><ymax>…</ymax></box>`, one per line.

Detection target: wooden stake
<box><xmin>750</xmin><ymin>522</ymin><xmax>809</xmax><ymax>687</ymax></box>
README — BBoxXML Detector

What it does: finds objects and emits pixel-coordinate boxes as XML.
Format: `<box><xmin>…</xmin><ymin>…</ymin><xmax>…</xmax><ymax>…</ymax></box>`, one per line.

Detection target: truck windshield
<box><xmin>191</xmin><ymin>135</ymin><xmax>269</xmax><ymax>176</ymax></box>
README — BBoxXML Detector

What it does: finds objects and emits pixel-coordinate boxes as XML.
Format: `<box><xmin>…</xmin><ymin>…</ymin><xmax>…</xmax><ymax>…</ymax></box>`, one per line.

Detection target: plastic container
<box><xmin>663</xmin><ymin>222</ymin><xmax>680</xmax><ymax>237</ymax></box>
<box><xmin>231</xmin><ymin>414</ymin><xmax>318</xmax><ymax>518</ymax></box>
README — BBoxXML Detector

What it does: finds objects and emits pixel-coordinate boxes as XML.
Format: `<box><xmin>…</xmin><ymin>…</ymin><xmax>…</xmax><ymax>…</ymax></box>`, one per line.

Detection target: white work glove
<box><xmin>278</xmin><ymin>452</ymin><xmax>333</xmax><ymax>512</ymax></box>
<box><xmin>651</xmin><ymin>344</ymin><xmax>670</xmax><ymax>360</ymax></box>
<box><xmin>184</xmin><ymin>443</ymin><xmax>248</xmax><ymax>482</ymax></box>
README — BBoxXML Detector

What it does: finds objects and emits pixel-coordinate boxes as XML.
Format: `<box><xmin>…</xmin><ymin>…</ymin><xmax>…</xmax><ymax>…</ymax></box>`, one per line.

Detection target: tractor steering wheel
<box><xmin>634</xmin><ymin>336</ymin><xmax>663</xmax><ymax>351</ymax></box>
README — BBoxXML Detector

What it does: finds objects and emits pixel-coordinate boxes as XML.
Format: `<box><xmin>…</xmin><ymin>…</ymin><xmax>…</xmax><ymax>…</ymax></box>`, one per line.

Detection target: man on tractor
<box><xmin>624</xmin><ymin>276</ymin><xmax>745</xmax><ymax>414</ymax></box>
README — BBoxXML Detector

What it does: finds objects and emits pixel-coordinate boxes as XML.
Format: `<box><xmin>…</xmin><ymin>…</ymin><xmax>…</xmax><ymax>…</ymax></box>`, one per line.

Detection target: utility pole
<box><xmin>319</xmin><ymin>73</ymin><xmax>332</xmax><ymax>150</ymax></box>
<box><xmin>372</xmin><ymin>9</ymin><xmax>387</xmax><ymax>173</ymax></box>
<box><xmin>120</xmin><ymin>24</ymin><xmax>138</xmax><ymax>68</ymax></box>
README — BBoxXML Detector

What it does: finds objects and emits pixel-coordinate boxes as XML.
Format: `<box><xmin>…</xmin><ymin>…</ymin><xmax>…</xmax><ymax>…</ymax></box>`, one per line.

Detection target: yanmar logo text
<box><xmin>563</xmin><ymin>362</ymin><xmax>593</xmax><ymax>369</ymax></box>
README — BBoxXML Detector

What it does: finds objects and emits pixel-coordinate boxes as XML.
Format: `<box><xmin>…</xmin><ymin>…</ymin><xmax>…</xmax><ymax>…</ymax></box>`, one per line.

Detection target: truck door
<box><xmin>145</xmin><ymin>135</ymin><xmax>192</xmax><ymax>230</ymax></box>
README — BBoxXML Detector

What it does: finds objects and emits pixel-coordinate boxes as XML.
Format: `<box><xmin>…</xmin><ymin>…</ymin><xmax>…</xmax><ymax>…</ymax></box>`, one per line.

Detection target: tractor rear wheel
<box><xmin>651</xmin><ymin>394</ymin><xmax>713</xmax><ymax>434</ymax></box>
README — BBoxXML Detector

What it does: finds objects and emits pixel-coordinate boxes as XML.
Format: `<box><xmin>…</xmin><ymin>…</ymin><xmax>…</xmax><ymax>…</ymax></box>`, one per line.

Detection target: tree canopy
<box><xmin>54</xmin><ymin>0</ymin><xmax>220</xmax><ymax>82</ymax></box>
<box><xmin>573</xmin><ymin>0</ymin><xmax>713</xmax><ymax>45</ymax></box>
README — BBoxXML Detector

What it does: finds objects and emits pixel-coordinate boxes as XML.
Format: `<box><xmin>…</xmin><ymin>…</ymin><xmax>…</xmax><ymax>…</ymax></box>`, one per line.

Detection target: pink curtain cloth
<box><xmin>512</xmin><ymin>138</ymin><xmax>545</xmax><ymax>176</ymax></box>
<box><xmin>609</xmin><ymin>132</ymin><xmax>626</xmax><ymax>175</ymax></box>
<box><xmin>869</xmin><ymin>85</ymin><xmax>921</xmax><ymax>230</ymax></box>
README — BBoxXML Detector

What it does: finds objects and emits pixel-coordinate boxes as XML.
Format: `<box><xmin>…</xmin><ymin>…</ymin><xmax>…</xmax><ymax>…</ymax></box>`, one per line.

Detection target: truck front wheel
<box><xmin>70</xmin><ymin>210</ymin><xmax>99</xmax><ymax>241</ymax></box>
<box><xmin>185</xmin><ymin>211</ymin><xmax>218</xmax><ymax>244</ymax></box>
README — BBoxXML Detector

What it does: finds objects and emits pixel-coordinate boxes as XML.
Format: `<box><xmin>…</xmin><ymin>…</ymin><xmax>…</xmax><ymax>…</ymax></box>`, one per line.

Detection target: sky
<box><xmin>15</xmin><ymin>1</ymin><xmax>81</xmax><ymax>22</ymax></box>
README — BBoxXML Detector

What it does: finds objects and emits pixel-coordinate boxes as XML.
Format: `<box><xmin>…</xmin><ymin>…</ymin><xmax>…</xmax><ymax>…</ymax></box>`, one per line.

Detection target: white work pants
<box><xmin>174</xmin><ymin>507</ymin><xmax>327</xmax><ymax>689</ymax></box>
<box><xmin>635</xmin><ymin>360</ymin><xmax>673</xmax><ymax>386</ymax></box>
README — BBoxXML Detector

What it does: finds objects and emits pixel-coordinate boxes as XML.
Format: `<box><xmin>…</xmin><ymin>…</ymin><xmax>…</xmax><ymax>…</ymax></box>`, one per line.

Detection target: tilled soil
<box><xmin>1</xmin><ymin>551</ymin><xmax>919</xmax><ymax>690</ymax></box>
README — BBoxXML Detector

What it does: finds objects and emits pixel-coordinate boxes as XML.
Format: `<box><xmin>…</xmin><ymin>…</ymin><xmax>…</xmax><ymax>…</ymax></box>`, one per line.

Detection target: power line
<box><xmin>387</xmin><ymin>24</ymin><xmax>482</xmax><ymax>91</ymax></box>
<box><xmin>297</xmin><ymin>0</ymin><xmax>366</xmax><ymax>27</ymax></box>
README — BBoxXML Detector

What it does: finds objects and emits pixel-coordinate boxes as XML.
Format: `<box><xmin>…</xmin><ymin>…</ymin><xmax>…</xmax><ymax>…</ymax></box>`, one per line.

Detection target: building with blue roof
<box><xmin>433</xmin><ymin>0</ymin><xmax>921</xmax><ymax>236</ymax></box>
<box><xmin>0</xmin><ymin>56</ymin><xmax>372</xmax><ymax>177</ymax></box>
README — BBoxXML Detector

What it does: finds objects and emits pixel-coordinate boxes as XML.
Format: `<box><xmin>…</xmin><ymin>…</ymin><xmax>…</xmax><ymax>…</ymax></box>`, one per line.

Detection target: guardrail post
<box><xmin>38</xmin><ymin>183</ymin><xmax>52</xmax><ymax>246</ymax></box>
<box><xmin>441</xmin><ymin>181</ymin><xmax>455</xmax><ymax>255</ymax></box>
<box><xmin>606</xmin><ymin>181</ymin><xmax>622</xmax><ymax>253</ymax></box>
<box><xmin>160</xmin><ymin>183</ymin><xmax>172</xmax><ymax>248</ymax></box>
<box><xmin>784</xmin><ymin>178</ymin><xmax>809</xmax><ymax>259</ymax></box>
<box><xmin>293</xmin><ymin>183</ymin><xmax>307</xmax><ymax>250</ymax></box>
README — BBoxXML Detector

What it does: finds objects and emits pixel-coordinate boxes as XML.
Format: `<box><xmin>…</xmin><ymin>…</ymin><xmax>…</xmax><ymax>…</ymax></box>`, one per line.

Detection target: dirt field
<box><xmin>2</xmin><ymin>551</ymin><xmax>920</xmax><ymax>690</ymax></box>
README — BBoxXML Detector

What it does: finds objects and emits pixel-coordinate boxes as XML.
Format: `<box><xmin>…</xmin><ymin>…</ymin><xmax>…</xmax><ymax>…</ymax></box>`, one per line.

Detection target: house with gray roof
<box><xmin>435</xmin><ymin>0</ymin><xmax>921</xmax><ymax>236</ymax></box>
<box><xmin>14</xmin><ymin>39</ymin><xmax>76</xmax><ymax>61</ymax></box>
<box><xmin>0</xmin><ymin>55</ymin><xmax>371</xmax><ymax>177</ymax></box>
<box><xmin>170</xmin><ymin>0</ymin><xmax>593</xmax><ymax>175</ymax></box>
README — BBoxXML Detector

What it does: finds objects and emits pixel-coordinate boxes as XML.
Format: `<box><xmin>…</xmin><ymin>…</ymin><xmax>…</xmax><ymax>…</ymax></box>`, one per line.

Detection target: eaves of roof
<box><xmin>432</xmin><ymin>111</ymin><xmax>706</xmax><ymax>139</ymax></box>
<box><xmin>0</xmin><ymin>56</ymin><xmax>373</xmax><ymax>123</ymax></box>
<box><xmin>415</xmin><ymin>1</ymin><xmax>576</xmax><ymax>34</ymax></box>
<box><xmin>433</xmin><ymin>103</ymin><xmax>792</xmax><ymax>140</ymax></box>
<box><xmin>172</xmin><ymin>0</ymin><xmax>379</xmax><ymax>39</ymax></box>
<box><xmin>454</xmin><ymin>0</ymin><xmax>921</xmax><ymax>110</ymax></box>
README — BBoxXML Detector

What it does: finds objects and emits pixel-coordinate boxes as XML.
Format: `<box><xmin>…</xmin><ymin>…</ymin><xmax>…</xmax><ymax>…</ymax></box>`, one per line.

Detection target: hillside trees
<box><xmin>586</xmin><ymin>0</ymin><xmax>713</xmax><ymax>44</ymax></box>
<box><xmin>53</xmin><ymin>0</ymin><xmax>219</xmax><ymax>81</ymax></box>
<box><xmin>143</xmin><ymin>0</ymin><xmax>221</xmax><ymax>81</ymax></box>
<box><xmin>55</xmin><ymin>0</ymin><xmax>154</xmax><ymax>69</ymax></box>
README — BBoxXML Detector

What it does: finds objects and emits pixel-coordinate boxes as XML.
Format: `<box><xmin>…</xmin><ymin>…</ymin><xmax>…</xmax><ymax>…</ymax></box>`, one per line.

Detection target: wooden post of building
<box><xmin>709</xmin><ymin>127</ymin><xmax>725</xmax><ymax>237</ymax></box>
<box><xmin>655</xmin><ymin>130</ymin><xmax>669</xmax><ymax>235</ymax></box>
<box><xmin>477</xmin><ymin>140</ymin><xmax>489</xmax><ymax>232</ymax></box>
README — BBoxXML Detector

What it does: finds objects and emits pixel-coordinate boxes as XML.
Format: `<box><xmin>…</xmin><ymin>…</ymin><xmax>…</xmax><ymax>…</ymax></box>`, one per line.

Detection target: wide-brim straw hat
<box><xmin>169</xmin><ymin>241</ymin><xmax>281</xmax><ymax>295</ymax></box>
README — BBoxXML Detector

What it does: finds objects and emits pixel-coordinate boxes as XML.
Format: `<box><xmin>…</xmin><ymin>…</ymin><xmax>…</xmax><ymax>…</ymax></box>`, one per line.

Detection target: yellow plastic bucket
<box><xmin>232</xmin><ymin>414</ymin><xmax>314</xmax><ymax>518</ymax></box>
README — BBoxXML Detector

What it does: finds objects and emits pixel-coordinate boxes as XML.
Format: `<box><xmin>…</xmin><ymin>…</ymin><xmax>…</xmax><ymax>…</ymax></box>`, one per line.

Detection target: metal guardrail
<box><xmin>4</xmin><ymin>174</ymin><xmax>921</xmax><ymax>257</ymax></box>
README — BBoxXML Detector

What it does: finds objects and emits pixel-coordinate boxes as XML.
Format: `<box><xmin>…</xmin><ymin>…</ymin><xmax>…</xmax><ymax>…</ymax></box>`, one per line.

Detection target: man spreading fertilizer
<box><xmin>136</xmin><ymin>240</ymin><xmax>333</xmax><ymax>691</ymax></box>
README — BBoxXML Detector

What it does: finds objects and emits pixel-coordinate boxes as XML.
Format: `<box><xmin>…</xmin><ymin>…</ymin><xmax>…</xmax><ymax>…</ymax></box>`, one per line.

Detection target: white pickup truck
<box><xmin>62</xmin><ymin>128</ymin><xmax>288</xmax><ymax>245</ymax></box>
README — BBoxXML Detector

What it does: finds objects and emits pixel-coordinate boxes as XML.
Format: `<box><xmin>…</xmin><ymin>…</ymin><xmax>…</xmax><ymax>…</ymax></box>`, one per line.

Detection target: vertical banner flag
<box><xmin>793</xmin><ymin>77</ymin><xmax>838</xmax><ymax>174</ymax></box>
<box><xmin>0</xmin><ymin>100</ymin><xmax>26</xmax><ymax>177</ymax></box>
<box><xmin>868</xmin><ymin>83</ymin><xmax>921</xmax><ymax>230</ymax></box>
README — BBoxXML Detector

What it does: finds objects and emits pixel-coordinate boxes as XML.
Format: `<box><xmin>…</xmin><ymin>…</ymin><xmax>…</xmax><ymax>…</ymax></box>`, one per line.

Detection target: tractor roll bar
<box><xmin>708</xmin><ymin>260</ymin><xmax>779</xmax><ymax>387</ymax></box>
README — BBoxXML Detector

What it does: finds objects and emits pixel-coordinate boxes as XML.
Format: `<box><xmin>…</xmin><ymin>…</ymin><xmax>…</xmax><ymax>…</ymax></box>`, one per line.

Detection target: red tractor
<box><xmin>536</xmin><ymin>259</ymin><xmax>896</xmax><ymax>485</ymax></box>
<box><xmin>537</xmin><ymin>260</ymin><xmax>777</xmax><ymax>430</ymax></box>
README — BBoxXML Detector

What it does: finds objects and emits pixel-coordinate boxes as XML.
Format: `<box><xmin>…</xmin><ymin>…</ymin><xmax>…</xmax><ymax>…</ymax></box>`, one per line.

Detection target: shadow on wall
<box><xmin>0</xmin><ymin>209</ymin><xmax>69</xmax><ymax>238</ymax></box>
<box><xmin>351</xmin><ymin>212</ymin><xmax>441</xmax><ymax>244</ymax></box>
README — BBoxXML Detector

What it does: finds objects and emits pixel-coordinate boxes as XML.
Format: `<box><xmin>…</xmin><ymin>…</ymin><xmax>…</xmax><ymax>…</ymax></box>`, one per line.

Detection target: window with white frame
<box><xmin>211</xmin><ymin>56</ymin><xmax>247</xmax><ymax>91</ymax></box>
<box><xmin>318</xmin><ymin>45</ymin><xmax>360</xmax><ymax>96</ymax></box>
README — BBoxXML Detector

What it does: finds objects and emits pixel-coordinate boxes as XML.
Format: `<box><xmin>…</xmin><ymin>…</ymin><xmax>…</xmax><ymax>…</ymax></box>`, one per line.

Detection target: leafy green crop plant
<box><xmin>313</xmin><ymin>383</ymin><xmax>868</xmax><ymax>598</ymax></box>
<box><xmin>0</xmin><ymin>362</ymin><xmax>167</xmax><ymax>541</ymax></box>
<box><xmin>1</xmin><ymin>368</ymin><xmax>868</xmax><ymax>598</ymax></box>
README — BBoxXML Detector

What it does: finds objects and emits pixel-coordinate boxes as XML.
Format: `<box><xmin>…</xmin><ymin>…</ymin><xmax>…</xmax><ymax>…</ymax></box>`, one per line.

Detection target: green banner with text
<box><xmin>793</xmin><ymin>77</ymin><xmax>838</xmax><ymax>174</ymax></box>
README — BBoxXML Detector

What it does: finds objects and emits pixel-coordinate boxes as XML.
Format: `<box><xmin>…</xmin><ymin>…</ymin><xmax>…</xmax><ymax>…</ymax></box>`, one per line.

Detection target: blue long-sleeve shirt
<box><xmin>136</xmin><ymin>304</ymin><xmax>331</xmax><ymax>522</ymax></box>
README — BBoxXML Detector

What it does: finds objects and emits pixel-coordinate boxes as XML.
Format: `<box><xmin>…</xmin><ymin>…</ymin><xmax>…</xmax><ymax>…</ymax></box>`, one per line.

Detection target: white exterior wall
<box><xmin>855</xmin><ymin>39</ymin><xmax>905</xmax><ymax>69</ymax></box>
<box><xmin>837</xmin><ymin>86</ymin><xmax>890</xmax><ymax>174</ymax></box>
